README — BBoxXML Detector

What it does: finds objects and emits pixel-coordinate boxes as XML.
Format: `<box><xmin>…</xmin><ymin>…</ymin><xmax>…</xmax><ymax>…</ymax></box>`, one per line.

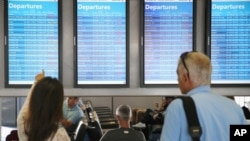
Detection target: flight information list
<box><xmin>7</xmin><ymin>0</ymin><xmax>60</xmax><ymax>85</ymax></box>
<box><xmin>211</xmin><ymin>0</ymin><xmax>250</xmax><ymax>84</ymax></box>
<box><xmin>76</xmin><ymin>0</ymin><xmax>127</xmax><ymax>85</ymax></box>
<box><xmin>143</xmin><ymin>0</ymin><xmax>193</xmax><ymax>84</ymax></box>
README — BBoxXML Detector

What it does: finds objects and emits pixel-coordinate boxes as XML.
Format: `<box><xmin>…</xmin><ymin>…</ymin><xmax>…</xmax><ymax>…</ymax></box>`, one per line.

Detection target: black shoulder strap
<box><xmin>178</xmin><ymin>96</ymin><xmax>202</xmax><ymax>141</ymax></box>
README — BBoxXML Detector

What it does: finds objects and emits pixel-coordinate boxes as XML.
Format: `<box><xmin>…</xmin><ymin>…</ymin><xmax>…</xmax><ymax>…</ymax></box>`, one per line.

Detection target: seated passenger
<box><xmin>99</xmin><ymin>104</ymin><xmax>146</xmax><ymax>141</ymax></box>
<box><xmin>61</xmin><ymin>96</ymin><xmax>84</xmax><ymax>134</ymax></box>
<box><xmin>132</xmin><ymin>108</ymin><xmax>146</xmax><ymax>124</ymax></box>
<box><xmin>141</xmin><ymin>96</ymin><xmax>175</xmax><ymax>125</ymax></box>
<box><xmin>135</xmin><ymin>96</ymin><xmax>174</xmax><ymax>141</ymax></box>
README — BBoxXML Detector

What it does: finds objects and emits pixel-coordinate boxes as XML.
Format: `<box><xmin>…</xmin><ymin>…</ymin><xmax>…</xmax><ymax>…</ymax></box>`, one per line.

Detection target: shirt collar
<box><xmin>187</xmin><ymin>85</ymin><xmax>211</xmax><ymax>96</ymax></box>
<box><xmin>67</xmin><ymin>104</ymin><xmax>78</xmax><ymax>111</ymax></box>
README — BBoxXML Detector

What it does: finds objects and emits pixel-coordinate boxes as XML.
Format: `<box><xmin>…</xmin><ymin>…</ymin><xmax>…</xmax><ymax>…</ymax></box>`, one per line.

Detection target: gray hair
<box><xmin>178</xmin><ymin>52</ymin><xmax>212</xmax><ymax>86</ymax></box>
<box><xmin>115</xmin><ymin>104</ymin><xmax>132</xmax><ymax>120</ymax></box>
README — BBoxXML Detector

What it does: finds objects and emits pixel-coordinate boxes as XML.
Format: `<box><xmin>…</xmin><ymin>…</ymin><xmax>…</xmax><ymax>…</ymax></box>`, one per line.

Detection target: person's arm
<box><xmin>17</xmin><ymin>70</ymin><xmax>45</xmax><ymax>119</ymax></box>
<box><xmin>16</xmin><ymin>82</ymin><xmax>36</xmax><ymax>141</ymax></box>
<box><xmin>17</xmin><ymin>70</ymin><xmax>45</xmax><ymax>140</ymax></box>
<box><xmin>64</xmin><ymin>106</ymin><xmax>84</xmax><ymax>127</ymax></box>
<box><xmin>61</xmin><ymin>103</ymin><xmax>73</xmax><ymax>128</ymax></box>
<box><xmin>61</xmin><ymin>119</ymin><xmax>73</xmax><ymax>128</ymax></box>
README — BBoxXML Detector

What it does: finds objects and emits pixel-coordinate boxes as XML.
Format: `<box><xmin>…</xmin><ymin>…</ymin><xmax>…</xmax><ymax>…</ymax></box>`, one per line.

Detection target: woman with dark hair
<box><xmin>17</xmin><ymin>71</ymin><xmax>70</xmax><ymax>141</ymax></box>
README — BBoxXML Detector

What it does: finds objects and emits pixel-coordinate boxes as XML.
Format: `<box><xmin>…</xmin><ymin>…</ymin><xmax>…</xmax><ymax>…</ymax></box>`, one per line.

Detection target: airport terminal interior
<box><xmin>1</xmin><ymin>96</ymin><xmax>250</xmax><ymax>141</ymax></box>
<box><xmin>0</xmin><ymin>0</ymin><xmax>250</xmax><ymax>140</ymax></box>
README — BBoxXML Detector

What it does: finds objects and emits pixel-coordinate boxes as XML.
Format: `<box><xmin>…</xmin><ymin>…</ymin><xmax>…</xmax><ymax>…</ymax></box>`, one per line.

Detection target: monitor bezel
<box><xmin>205</xmin><ymin>0</ymin><xmax>250</xmax><ymax>87</ymax></box>
<box><xmin>73</xmin><ymin>0</ymin><xmax>130</xmax><ymax>88</ymax></box>
<box><xmin>4</xmin><ymin>0</ymin><xmax>63</xmax><ymax>88</ymax></box>
<box><xmin>140</xmin><ymin>0</ymin><xmax>197</xmax><ymax>87</ymax></box>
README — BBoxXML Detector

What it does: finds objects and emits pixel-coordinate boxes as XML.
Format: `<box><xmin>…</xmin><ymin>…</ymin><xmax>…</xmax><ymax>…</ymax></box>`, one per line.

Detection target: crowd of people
<box><xmin>16</xmin><ymin>52</ymin><xmax>248</xmax><ymax>141</ymax></box>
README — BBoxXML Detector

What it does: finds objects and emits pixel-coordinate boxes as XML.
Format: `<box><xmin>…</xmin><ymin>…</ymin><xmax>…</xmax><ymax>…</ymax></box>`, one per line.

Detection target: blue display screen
<box><xmin>211</xmin><ymin>0</ymin><xmax>250</xmax><ymax>84</ymax></box>
<box><xmin>143</xmin><ymin>0</ymin><xmax>193</xmax><ymax>85</ymax></box>
<box><xmin>7</xmin><ymin>0</ymin><xmax>60</xmax><ymax>85</ymax></box>
<box><xmin>76</xmin><ymin>0</ymin><xmax>127</xmax><ymax>85</ymax></box>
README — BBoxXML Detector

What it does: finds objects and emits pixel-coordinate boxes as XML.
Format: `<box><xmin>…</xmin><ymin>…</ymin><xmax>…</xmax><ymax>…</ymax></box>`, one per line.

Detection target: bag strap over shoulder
<box><xmin>178</xmin><ymin>96</ymin><xmax>202</xmax><ymax>141</ymax></box>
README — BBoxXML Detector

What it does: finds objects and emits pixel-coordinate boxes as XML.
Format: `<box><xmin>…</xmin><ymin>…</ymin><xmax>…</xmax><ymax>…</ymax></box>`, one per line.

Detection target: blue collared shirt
<box><xmin>160</xmin><ymin>86</ymin><xmax>247</xmax><ymax>141</ymax></box>
<box><xmin>63</xmin><ymin>102</ymin><xmax>84</xmax><ymax>124</ymax></box>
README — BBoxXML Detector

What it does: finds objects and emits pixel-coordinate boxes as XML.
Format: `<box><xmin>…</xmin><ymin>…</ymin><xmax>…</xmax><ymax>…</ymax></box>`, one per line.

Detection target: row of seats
<box><xmin>72</xmin><ymin>119</ymin><xmax>103</xmax><ymax>141</ymax></box>
<box><xmin>93</xmin><ymin>106</ymin><xmax>119</xmax><ymax>129</ymax></box>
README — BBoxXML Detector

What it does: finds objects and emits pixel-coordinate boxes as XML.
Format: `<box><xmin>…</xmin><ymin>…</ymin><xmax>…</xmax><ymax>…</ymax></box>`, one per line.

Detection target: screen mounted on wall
<box><xmin>207</xmin><ymin>0</ymin><xmax>250</xmax><ymax>85</ymax></box>
<box><xmin>4</xmin><ymin>0</ymin><xmax>62</xmax><ymax>87</ymax></box>
<box><xmin>141</xmin><ymin>0</ymin><xmax>195</xmax><ymax>86</ymax></box>
<box><xmin>74</xmin><ymin>0</ymin><xmax>129</xmax><ymax>87</ymax></box>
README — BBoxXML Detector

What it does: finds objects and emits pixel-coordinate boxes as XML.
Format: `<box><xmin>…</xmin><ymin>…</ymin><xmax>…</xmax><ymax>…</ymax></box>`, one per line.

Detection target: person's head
<box><xmin>177</xmin><ymin>52</ymin><xmax>212</xmax><ymax>94</ymax></box>
<box><xmin>161</xmin><ymin>96</ymin><xmax>175</xmax><ymax>110</ymax></box>
<box><xmin>67</xmin><ymin>96</ymin><xmax>79</xmax><ymax>108</ymax></box>
<box><xmin>26</xmin><ymin>77</ymin><xmax>64</xmax><ymax>141</ymax></box>
<box><xmin>115</xmin><ymin>104</ymin><xmax>132</xmax><ymax>122</ymax></box>
<box><xmin>164</xmin><ymin>96</ymin><xmax>175</xmax><ymax>104</ymax></box>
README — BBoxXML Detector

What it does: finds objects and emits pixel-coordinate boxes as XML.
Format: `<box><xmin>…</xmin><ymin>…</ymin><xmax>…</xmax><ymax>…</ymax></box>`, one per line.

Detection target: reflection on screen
<box><xmin>76</xmin><ymin>0</ymin><xmax>127</xmax><ymax>85</ymax></box>
<box><xmin>211</xmin><ymin>0</ymin><xmax>250</xmax><ymax>84</ymax></box>
<box><xmin>7</xmin><ymin>0</ymin><xmax>60</xmax><ymax>85</ymax></box>
<box><xmin>143</xmin><ymin>0</ymin><xmax>193</xmax><ymax>85</ymax></box>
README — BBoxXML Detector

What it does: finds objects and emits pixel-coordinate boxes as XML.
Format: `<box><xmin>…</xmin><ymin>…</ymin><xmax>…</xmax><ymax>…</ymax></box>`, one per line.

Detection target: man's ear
<box><xmin>182</xmin><ymin>72</ymin><xmax>189</xmax><ymax>82</ymax></box>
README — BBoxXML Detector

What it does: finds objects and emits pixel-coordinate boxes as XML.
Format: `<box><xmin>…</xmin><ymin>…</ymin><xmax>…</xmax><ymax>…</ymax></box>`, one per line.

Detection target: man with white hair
<box><xmin>100</xmin><ymin>104</ymin><xmax>146</xmax><ymax>141</ymax></box>
<box><xmin>160</xmin><ymin>51</ymin><xmax>246</xmax><ymax>141</ymax></box>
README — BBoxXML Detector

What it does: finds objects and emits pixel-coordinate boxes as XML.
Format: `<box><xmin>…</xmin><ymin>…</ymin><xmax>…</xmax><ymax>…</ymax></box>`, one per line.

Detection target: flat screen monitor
<box><xmin>206</xmin><ymin>0</ymin><xmax>250</xmax><ymax>86</ymax></box>
<box><xmin>74</xmin><ymin>0</ymin><xmax>129</xmax><ymax>88</ymax></box>
<box><xmin>141</xmin><ymin>0</ymin><xmax>196</xmax><ymax>87</ymax></box>
<box><xmin>4</xmin><ymin>0</ymin><xmax>62</xmax><ymax>88</ymax></box>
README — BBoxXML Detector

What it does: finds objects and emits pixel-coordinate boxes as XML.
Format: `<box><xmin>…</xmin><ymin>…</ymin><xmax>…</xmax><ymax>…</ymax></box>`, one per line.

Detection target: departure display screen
<box><xmin>75</xmin><ymin>0</ymin><xmax>128</xmax><ymax>86</ymax></box>
<box><xmin>6</xmin><ymin>0</ymin><xmax>61</xmax><ymax>86</ymax></box>
<box><xmin>142</xmin><ymin>0</ymin><xmax>194</xmax><ymax>85</ymax></box>
<box><xmin>210</xmin><ymin>0</ymin><xmax>250</xmax><ymax>84</ymax></box>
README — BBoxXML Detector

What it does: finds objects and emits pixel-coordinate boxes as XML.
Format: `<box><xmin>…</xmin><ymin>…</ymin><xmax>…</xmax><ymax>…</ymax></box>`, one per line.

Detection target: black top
<box><xmin>99</xmin><ymin>128</ymin><xmax>146</xmax><ymax>141</ymax></box>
